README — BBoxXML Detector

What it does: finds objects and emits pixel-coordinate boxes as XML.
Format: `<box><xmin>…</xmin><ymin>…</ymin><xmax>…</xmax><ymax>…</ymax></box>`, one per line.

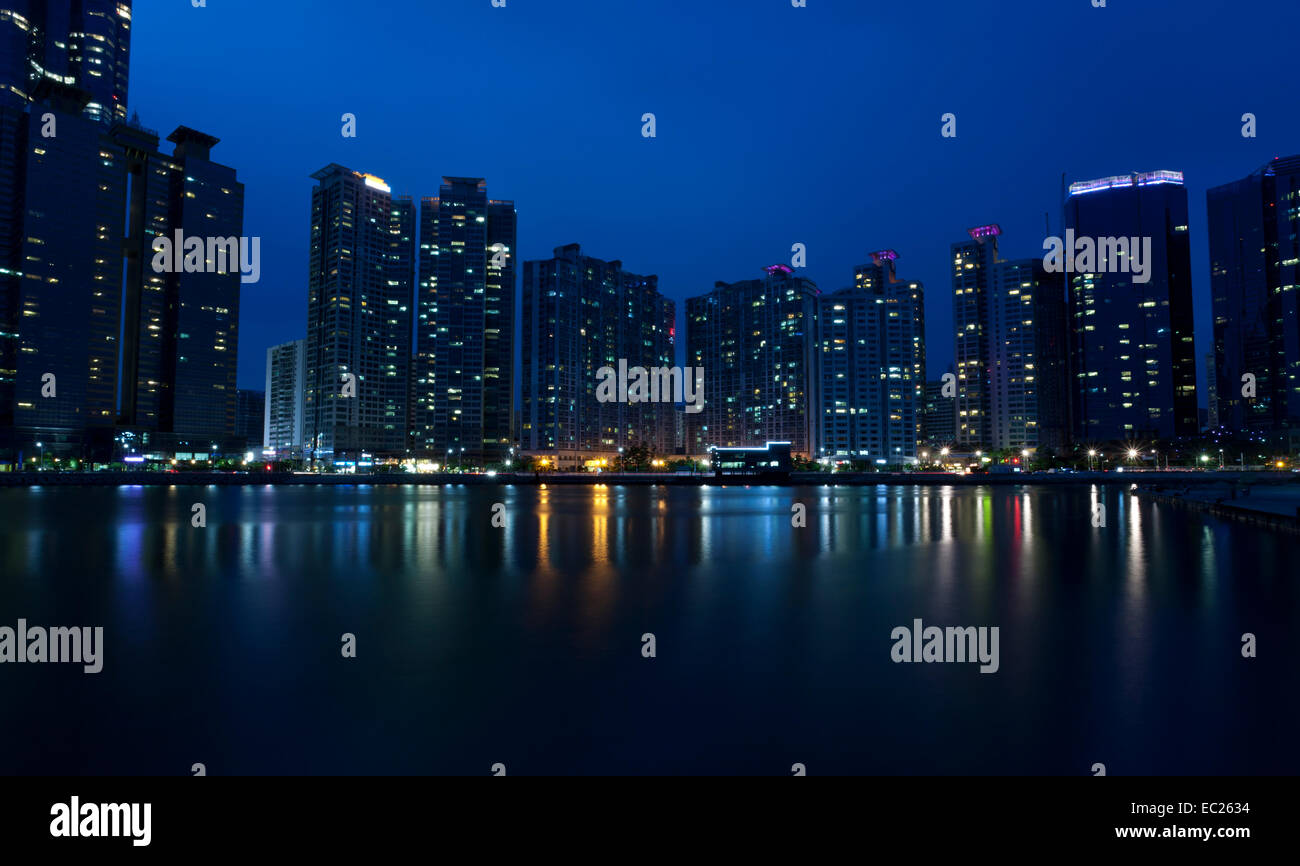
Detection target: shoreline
<box><xmin>0</xmin><ymin>470</ymin><xmax>1293</xmax><ymax>488</ymax></box>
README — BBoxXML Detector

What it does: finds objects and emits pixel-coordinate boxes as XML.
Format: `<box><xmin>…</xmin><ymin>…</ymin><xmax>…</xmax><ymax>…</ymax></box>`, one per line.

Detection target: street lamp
<box><xmin>1088</xmin><ymin>449</ymin><xmax>1097</xmax><ymax>472</ymax></box>
<box><xmin>36</xmin><ymin>441</ymin><xmax>44</xmax><ymax>471</ymax></box>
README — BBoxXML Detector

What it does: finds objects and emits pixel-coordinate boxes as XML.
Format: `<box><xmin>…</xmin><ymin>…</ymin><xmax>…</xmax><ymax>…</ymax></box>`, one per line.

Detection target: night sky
<box><xmin>128</xmin><ymin>0</ymin><xmax>1300</xmax><ymax>395</ymax></box>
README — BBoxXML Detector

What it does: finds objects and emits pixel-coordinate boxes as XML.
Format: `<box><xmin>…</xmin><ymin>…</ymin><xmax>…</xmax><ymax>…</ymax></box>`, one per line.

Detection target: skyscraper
<box><xmin>264</xmin><ymin>338</ymin><xmax>306</xmax><ymax>457</ymax></box>
<box><xmin>114</xmin><ymin>124</ymin><xmax>245</xmax><ymax>445</ymax></box>
<box><xmin>952</xmin><ymin>226</ymin><xmax>999</xmax><ymax>449</ymax></box>
<box><xmin>0</xmin><ymin>0</ymin><xmax>132</xmax><ymax>126</ymax></box>
<box><xmin>413</xmin><ymin>177</ymin><xmax>516</xmax><ymax>463</ymax></box>
<box><xmin>988</xmin><ymin>257</ymin><xmax>1068</xmax><ymax>450</ymax></box>
<box><xmin>1207</xmin><ymin>155</ymin><xmax>1300</xmax><ymax>438</ymax></box>
<box><xmin>686</xmin><ymin>265</ymin><xmax>819</xmax><ymax>456</ymax></box>
<box><xmin>1</xmin><ymin>82</ymin><xmax>125</xmax><ymax>459</ymax></box>
<box><xmin>950</xmin><ymin>226</ymin><xmax>1070</xmax><ymax>453</ymax></box>
<box><xmin>305</xmin><ymin>164</ymin><xmax>414</xmax><ymax>462</ymax></box>
<box><xmin>816</xmin><ymin>251</ymin><xmax>925</xmax><ymax>465</ymax></box>
<box><xmin>1066</xmin><ymin>171</ymin><xmax>1198</xmax><ymax>442</ymax></box>
<box><xmin>0</xmin><ymin>1</ymin><xmax>244</xmax><ymax>463</ymax></box>
<box><xmin>521</xmin><ymin>244</ymin><xmax>675</xmax><ymax>462</ymax></box>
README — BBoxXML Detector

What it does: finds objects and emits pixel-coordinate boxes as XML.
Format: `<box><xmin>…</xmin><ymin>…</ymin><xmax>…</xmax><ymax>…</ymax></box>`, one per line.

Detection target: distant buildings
<box><xmin>521</xmin><ymin>244</ymin><xmax>675</xmax><ymax>464</ymax></box>
<box><xmin>1207</xmin><ymin>155</ymin><xmax>1300</xmax><ymax>440</ymax></box>
<box><xmin>1065</xmin><ymin>171</ymin><xmax>1198</xmax><ymax>442</ymax></box>
<box><xmin>686</xmin><ymin>265</ymin><xmax>820</xmax><ymax>457</ymax></box>
<box><xmin>816</xmin><ymin>251</ymin><xmax>925</xmax><ymax>464</ymax></box>
<box><xmin>412</xmin><ymin>178</ymin><xmax>516</xmax><ymax>464</ymax></box>
<box><xmin>304</xmin><ymin>164</ymin><xmax>414</xmax><ymax>461</ymax></box>
<box><xmin>264</xmin><ymin>339</ymin><xmax>306</xmax><ymax>457</ymax></box>
<box><xmin>236</xmin><ymin>389</ymin><xmax>264</xmax><ymax>449</ymax></box>
<box><xmin>922</xmin><ymin>377</ymin><xmax>956</xmax><ymax>448</ymax></box>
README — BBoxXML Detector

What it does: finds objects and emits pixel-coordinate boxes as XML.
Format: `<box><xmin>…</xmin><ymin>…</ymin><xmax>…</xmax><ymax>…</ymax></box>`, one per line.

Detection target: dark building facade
<box><xmin>1207</xmin><ymin>155</ymin><xmax>1300</xmax><ymax>438</ymax></box>
<box><xmin>236</xmin><ymin>388</ymin><xmax>264</xmax><ymax>448</ymax></box>
<box><xmin>305</xmin><ymin>164</ymin><xmax>414</xmax><ymax>461</ymax></box>
<box><xmin>922</xmin><ymin>377</ymin><xmax>956</xmax><ymax>449</ymax></box>
<box><xmin>1</xmin><ymin>0</ymin><xmax>132</xmax><ymax>126</ymax></box>
<box><xmin>114</xmin><ymin>124</ymin><xmax>244</xmax><ymax>445</ymax></box>
<box><xmin>1</xmin><ymin>2</ymin><xmax>244</xmax><ymax>464</ymax></box>
<box><xmin>686</xmin><ymin>265</ymin><xmax>819</xmax><ymax>456</ymax></box>
<box><xmin>521</xmin><ymin>243</ymin><xmax>675</xmax><ymax>459</ymax></box>
<box><xmin>413</xmin><ymin>177</ymin><xmax>516</xmax><ymax>463</ymax></box>
<box><xmin>1</xmin><ymin>83</ymin><xmax>124</xmax><ymax>460</ymax></box>
<box><xmin>1065</xmin><ymin>171</ymin><xmax>1198</xmax><ymax>442</ymax></box>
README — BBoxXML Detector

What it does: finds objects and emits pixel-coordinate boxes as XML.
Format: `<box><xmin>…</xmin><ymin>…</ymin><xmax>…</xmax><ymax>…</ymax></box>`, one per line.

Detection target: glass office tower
<box><xmin>1207</xmin><ymin>155</ymin><xmax>1300</xmax><ymax>438</ymax></box>
<box><xmin>1065</xmin><ymin>171</ymin><xmax>1198</xmax><ymax>442</ymax></box>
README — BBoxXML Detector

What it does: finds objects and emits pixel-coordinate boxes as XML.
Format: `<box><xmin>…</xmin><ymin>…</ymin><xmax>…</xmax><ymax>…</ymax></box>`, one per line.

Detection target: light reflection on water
<box><xmin>0</xmin><ymin>482</ymin><xmax>1296</xmax><ymax>775</ymax></box>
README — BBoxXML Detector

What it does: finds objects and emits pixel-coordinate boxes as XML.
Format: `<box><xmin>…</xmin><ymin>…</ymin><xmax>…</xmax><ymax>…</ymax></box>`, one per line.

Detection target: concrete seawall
<box><xmin>1134</xmin><ymin>482</ymin><xmax>1300</xmax><ymax>535</ymax></box>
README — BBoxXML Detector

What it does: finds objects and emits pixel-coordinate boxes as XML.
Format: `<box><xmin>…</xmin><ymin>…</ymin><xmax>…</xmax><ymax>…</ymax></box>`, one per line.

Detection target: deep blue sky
<box><xmin>130</xmin><ymin>0</ymin><xmax>1300</xmax><ymax>393</ymax></box>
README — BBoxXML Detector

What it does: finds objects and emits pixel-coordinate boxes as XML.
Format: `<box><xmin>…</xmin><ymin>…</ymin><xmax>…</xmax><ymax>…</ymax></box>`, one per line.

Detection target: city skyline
<box><xmin>5</xmin><ymin>0</ymin><xmax>1299</xmax><ymax>462</ymax></box>
<box><xmin>119</xmin><ymin>0</ymin><xmax>1300</xmax><ymax>395</ymax></box>
<box><xmin>3</xmin><ymin>0</ymin><xmax>1300</xmax><ymax>803</ymax></box>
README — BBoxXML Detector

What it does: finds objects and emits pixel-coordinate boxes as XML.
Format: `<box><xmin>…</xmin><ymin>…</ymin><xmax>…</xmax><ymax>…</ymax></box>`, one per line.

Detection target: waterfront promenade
<box><xmin>1</xmin><ymin>469</ymin><xmax>1294</xmax><ymax>488</ymax></box>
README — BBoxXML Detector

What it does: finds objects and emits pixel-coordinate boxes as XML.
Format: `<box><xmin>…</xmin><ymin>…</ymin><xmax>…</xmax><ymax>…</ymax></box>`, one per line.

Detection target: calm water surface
<box><xmin>0</xmin><ymin>483</ymin><xmax>1296</xmax><ymax>775</ymax></box>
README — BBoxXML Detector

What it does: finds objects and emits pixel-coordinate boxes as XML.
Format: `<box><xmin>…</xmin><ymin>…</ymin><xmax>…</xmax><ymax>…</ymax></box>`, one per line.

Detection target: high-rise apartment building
<box><xmin>304</xmin><ymin>164</ymin><xmax>414</xmax><ymax>461</ymax></box>
<box><xmin>816</xmin><ymin>251</ymin><xmax>925</xmax><ymax>464</ymax></box>
<box><xmin>951</xmin><ymin>226</ymin><xmax>1070</xmax><ymax>452</ymax></box>
<box><xmin>988</xmin><ymin>257</ymin><xmax>1068</xmax><ymax>450</ymax></box>
<box><xmin>952</xmin><ymin>226</ymin><xmax>999</xmax><ymax>449</ymax></box>
<box><xmin>412</xmin><ymin>177</ymin><xmax>516</xmax><ymax>463</ymax></box>
<box><xmin>264</xmin><ymin>338</ymin><xmax>306</xmax><ymax>456</ymax></box>
<box><xmin>686</xmin><ymin>265</ymin><xmax>819</xmax><ymax>456</ymax></box>
<box><xmin>521</xmin><ymin>244</ymin><xmax>675</xmax><ymax>461</ymax></box>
